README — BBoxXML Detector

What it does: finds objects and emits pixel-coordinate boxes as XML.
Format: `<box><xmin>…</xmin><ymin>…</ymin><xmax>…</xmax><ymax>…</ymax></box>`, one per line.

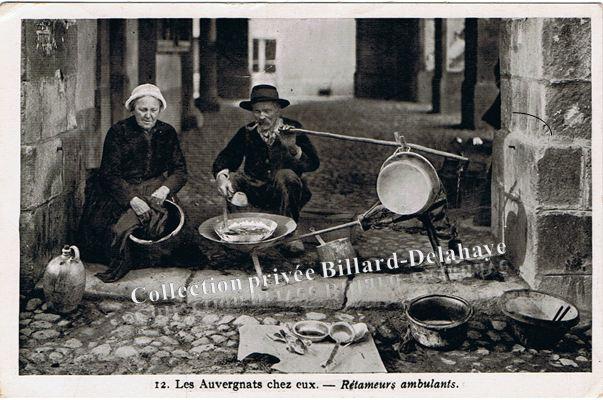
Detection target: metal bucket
<box><xmin>406</xmin><ymin>294</ymin><xmax>473</xmax><ymax>350</ymax></box>
<box><xmin>315</xmin><ymin>234</ymin><xmax>357</xmax><ymax>266</ymax></box>
<box><xmin>377</xmin><ymin>149</ymin><xmax>441</xmax><ymax>216</ymax></box>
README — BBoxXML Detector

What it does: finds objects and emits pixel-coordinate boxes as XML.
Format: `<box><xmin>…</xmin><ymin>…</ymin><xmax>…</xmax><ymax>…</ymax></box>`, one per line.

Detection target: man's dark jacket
<box><xmin>212</xmin><ymin>118</ymin><xmax>320</xmax><ymax>181</ymax></box>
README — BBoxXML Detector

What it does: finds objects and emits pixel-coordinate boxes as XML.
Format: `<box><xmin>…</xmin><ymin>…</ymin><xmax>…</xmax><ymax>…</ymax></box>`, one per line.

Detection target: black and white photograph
<box><xmin>1</xmin><ymin>2</ymin><xmax>601</xmax><ymax>397</ymax></box>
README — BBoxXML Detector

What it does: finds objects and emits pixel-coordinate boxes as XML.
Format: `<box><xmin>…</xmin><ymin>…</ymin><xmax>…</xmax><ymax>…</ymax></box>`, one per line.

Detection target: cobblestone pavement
<box><xmin>19</xmin><ymin>298</ymin><xmax>592</xmax><ymax>374</ymax></box>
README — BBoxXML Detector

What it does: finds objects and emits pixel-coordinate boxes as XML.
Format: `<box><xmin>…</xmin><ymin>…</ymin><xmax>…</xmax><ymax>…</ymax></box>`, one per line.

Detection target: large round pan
<box><xmin>198</xmin><ymin>212</ymin><xmax>297</xmax><ymax>253</ymax></box>
<box><xmin>376</xmin><ymin>150</ymin><xmax>441</xmax><ymax>216</ymax></box>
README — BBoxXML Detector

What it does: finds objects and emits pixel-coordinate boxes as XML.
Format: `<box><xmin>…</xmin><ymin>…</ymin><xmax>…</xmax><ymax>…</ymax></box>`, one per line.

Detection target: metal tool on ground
<box><xmin>322</xmin><ymin>322</ymin><xmax>355</xmax><ymax>369</ymax></box>
<box><xmin>265</xmin><ymin>328</ymin><xmax>310</xmax><ymax>355</ymax></box>
<box><xmin>238</xmin><ymin>324</ymin><xmax>386</xmax><ymax>373</ymax></box>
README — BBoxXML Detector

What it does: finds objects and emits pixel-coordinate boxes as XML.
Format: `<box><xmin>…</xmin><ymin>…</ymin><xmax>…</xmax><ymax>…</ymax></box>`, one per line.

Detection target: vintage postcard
<box><xmin>0</xmin><ymin>1</ymin><xmax>601</xmax><ymax>397</ymax></box>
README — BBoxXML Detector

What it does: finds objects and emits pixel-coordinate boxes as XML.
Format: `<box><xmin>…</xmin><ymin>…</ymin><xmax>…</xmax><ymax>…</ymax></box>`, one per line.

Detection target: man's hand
<box><xmin>130</xmin><ymin>196</ymin><xmax>151</xmax><ymax>222</ymax></box>
<box><xmin>150</xmin><ymin>186</ymin><xmax>170</xmax><ymax>206</ymax></box>
<box><xmin>278</xmin><ymin>124</ymin><xmax>301</xmax><ymax>157</ymax></box>
<box><xmin>217</xmin><ymin>173</ymin><xmax>235</xmax><ymax>198</ymax></box>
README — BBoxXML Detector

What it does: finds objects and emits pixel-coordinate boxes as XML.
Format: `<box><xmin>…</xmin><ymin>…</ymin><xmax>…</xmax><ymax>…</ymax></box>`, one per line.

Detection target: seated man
<box><xmin>213</xmin><ymin>84</ymin><xmax>320</xmax><ymax>253</ymax></box>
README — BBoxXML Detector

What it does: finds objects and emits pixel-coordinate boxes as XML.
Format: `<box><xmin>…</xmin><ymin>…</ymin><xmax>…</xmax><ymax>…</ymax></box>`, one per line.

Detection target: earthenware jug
<box><xmin>42</xmin><ymin>245</ymin><xmax>86</xmax><ymax>313</ymax></box>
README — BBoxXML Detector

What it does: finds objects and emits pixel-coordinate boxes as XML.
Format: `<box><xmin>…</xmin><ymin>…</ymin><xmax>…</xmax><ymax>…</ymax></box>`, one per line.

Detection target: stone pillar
<box><xmin>461</xmin><ymin>18</ymin><xmax>500</xmax><ymax>129</ymax></box>
<box><xmin>124</xmin><ymin>19</ymin><xmax>139</xmax><ymax>95</ymax></box>
<box><xmin>417</xmin><ymin>18</ymin><xmax>435</xmax><ymax>104</ymax></box>
<box><xmin>493</xmin><ymin>18</ymin><xmax>592</xmax><ymax>310</ymax></box>
<box><xmin>196</xmin><ymin>18</ymin><xmax>220</xmax><ymax>112</ymax></box>
<box><xmin>138</xmin><ymin>19</ymin><xmax>157</xmax><ymax>84</ymax></box>
<box><xmin>109</xmin><ymin>19</ymin><xmax>127</xmax><ymax>123</ymax></box>
<box><xmin>433</xmin><ymin>19</ymin><xmax>465</xmax><ymax>114</ymax></box>
<box><xmin>431</xmin><ymin>18</ymin><xmax>444</xmax><ymax>113</ymax></box>
<box><xmin>460</xmin><ymin>18</ymin><xmax>478</xmax><ymax>128</ymax></box>
<box><xmin>474</xmin><ymin>19</ymin><xmax>500</xmax><ymax>129</ymax></box>
<box><xmin>179</xmin><ymin>19</ymin><xmax>196</xmax><ymax>130</ymax></box>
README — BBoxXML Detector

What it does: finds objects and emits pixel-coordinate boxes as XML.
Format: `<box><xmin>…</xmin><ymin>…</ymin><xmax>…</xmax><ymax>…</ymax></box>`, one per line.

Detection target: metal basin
<box><xmin>406</xmin><ymin>294</ymin><xmax>473</xmax><ymax>350</ymax></box>
<box><xmin>500</xmin><ymin>289</ymin><xmax>579</xmax><ymax>349</ymax></box>
<box><xmin>129</xmin><ymin>200</ymin><xmax>185</xmax><ymax>246</ymax></box>
<box><xmin>199</xmin><ymin>212</ymin><xmax>297</xmax><ymax>253</ymax></box>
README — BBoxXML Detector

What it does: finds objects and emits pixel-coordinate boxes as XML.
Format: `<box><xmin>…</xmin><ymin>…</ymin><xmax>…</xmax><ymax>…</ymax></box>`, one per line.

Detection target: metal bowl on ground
<box><xmin>500</xmin><ymin>289</ymin><xmax>579</xmax><ymax>349</ymax></box>
<box><xmin>406</xmin><ymin>294</ymin><xmax>473</xmax><ymax>350</ymax></box>
<box><xmin>129</xmin><ymin>200</ymin><xmax>185</xmax><ymax>246</ymax></box>
<box><xmin>292</xmin><ymin>320</ymin><xmax>330</xmax><ymax>342</ymax></box>
<box><xmin>214</xmin><ymin>216</ymin><xmax>278</xmax><ymax>243</ymax></box>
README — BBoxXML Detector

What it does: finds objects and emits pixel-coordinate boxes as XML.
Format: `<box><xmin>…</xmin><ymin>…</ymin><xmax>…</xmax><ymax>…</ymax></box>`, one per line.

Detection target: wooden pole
<box><xmin>288</xmin><ymin>128</ymin><xmax>469</xmax><ymax>162</ymax></box>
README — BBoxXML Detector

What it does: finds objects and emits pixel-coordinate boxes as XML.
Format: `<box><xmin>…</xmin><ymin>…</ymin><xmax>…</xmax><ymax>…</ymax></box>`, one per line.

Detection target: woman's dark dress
<box><xmin>78</xmin><ymin>116</ymin><xmax>187</xmax><ymax>276</ymax></box>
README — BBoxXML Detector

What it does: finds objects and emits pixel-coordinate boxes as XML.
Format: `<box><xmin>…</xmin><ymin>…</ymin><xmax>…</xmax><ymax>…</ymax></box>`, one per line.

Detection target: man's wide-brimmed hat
<box><xmin>239</xmin><ymin>84</ymin><xmax>290</xmax><ymax>111</ymax></box>
<box><xmin>125</xmin><ymin>83</ymin><xmax>167</xmax><ymax>111</ymax></box>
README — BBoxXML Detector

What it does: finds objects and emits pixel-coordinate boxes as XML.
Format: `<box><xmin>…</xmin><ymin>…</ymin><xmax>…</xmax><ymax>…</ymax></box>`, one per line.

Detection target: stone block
<box><xmin>187</xmin><ymin>269</ymin><xmax>347</xmax><ymax>309</ymax></box>
<box><xmin>582</xmin><ymin>148</ymin><xmax>591</xmax><ymax>209</ymax></box>
<box><xmin>21</xmin><ymin>81</ymin><xmax>43</xmax><ymax>144</ymax></box>
<box><xmin>507</xmin><ymin>80</ymin><xmax>547</xmax><ymax>136</ymax></box>
<box><xmin>75</xmin><ymin>21</ymin><xmax>97</xmax><ymax>112</ymax></box>
<box><xmin>536</xmin><ymin>274</ymin><xmax>591</xmax><ymax>311</ymax></box>
<box><xmin>502</xmin><ymin>19</ymin><xmax>543</xmax><ymax>79</ymax></box>
<box><xmin>21</xmin><ymin>138</ymin><xmax>64</xmax><ymax>210</ymax></box>
<box><xmin>61</xmin><ymin>130</ymin><xmax>85</xmax><ymax>197</ymax></box>
<box><xmin>345</xmin><ymin>272</ymin><xmax>528</xmax><ymax>309</ymax></box>
<box><xmin>40</xmin><ymin>77</ymin><xmax>68</xmax><ymax>138</ymax></box>
<box><xmin>544</xmin><ymin>81</ymin><xmax>591</xmax><ymax>140</ymax></box>
<box><xmin>499</xmin><ymin>77</ymin><xmax>512</xmax><ymax>131</ymax></box>
<box><xmin>20</xmin><ymin>194</ymin><xmax>74</xmax><ymax>289</ymax></box>
<box><xmin>534</xmin><ymin>212</ymin><xmax>591</xmax><ymax>275</ymax></box>
<box><xmin>542</xmin><ymin>18</ymin><xmax>591</xmax><ymax>81</ymax></box>
<box><xmin>22</xmin><ymin>20</ymin><xmax>78</xmax><ymax>81</ymax></box>
<box><xmin>81</xmin><ymin>264</ymin><xmax>192</xmax><ymax>302</ymax></box>
<box><xmin>502</xmin><ymin>137</ymin><xmax>538</xmax><ymax>204</ymax></box>
<box><xmin>504</xmin><ymin>200</ymin><xmax>529</xmax><ymax>273</ymax></box>
<box><xmin>535</xmin><ymin>146</ymin><xmax>582</xmax><ymax>206</ymax></box>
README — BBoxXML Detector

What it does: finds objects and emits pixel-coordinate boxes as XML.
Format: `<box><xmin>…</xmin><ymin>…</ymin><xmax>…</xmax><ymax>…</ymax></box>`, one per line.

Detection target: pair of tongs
<box><xmin>266</xmin><ymin>328</ymin><xmax>311</xmax><ymax>355</ymax></box>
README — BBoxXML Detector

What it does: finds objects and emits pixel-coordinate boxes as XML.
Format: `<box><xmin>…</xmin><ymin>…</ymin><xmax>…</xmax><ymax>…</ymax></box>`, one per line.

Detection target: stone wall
<box><xmin>493</xmin><ymin>18</ymin><xmax>591</xmax><ymax>310</ymax></box>
<box><xmin>20</xmin><ymin>20</ymin><xmax>98</xmax><ymax>292</ymax></box>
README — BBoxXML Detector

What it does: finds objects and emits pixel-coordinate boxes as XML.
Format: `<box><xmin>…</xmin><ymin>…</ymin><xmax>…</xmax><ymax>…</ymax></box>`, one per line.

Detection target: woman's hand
<box><xmin>151</xmin><ymin>186</ymin><xmax>170</xmax><ymax>206</ymax></box>
<box><xmin>130</xmin><ymin>196</ymin><xmax>151</xmax><ymax>221</ymax></box>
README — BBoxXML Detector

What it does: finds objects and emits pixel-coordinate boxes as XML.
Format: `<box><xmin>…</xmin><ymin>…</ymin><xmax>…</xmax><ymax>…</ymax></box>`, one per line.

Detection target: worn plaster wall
<box><xmin>20</xmin><ymin>20</ymin><xmax>98</xmax><ymax>292</ymax></box>
<box><xmin>493</xmin><ymin>18</ymin><xmax>592</xmax><ymax>310</ymax></box>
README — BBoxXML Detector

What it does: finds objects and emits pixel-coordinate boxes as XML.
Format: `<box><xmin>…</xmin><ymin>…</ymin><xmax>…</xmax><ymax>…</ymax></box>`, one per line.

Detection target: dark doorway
<box><xmin>216</xmin><ymin>18</ymin><xmax>250</xmax><ymax>99</ymax></box>
<box><xmin>355</xmin><ymin>19</ymin><xmax>421</xmax><ymax>101</ymax></box>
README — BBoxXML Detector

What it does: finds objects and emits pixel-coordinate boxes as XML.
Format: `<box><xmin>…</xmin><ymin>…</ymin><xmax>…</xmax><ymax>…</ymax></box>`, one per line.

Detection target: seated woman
<box><xmin>78</xmin><ymin>84</ymin><xmax>188</xmax><ymax>282</ymax></box>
